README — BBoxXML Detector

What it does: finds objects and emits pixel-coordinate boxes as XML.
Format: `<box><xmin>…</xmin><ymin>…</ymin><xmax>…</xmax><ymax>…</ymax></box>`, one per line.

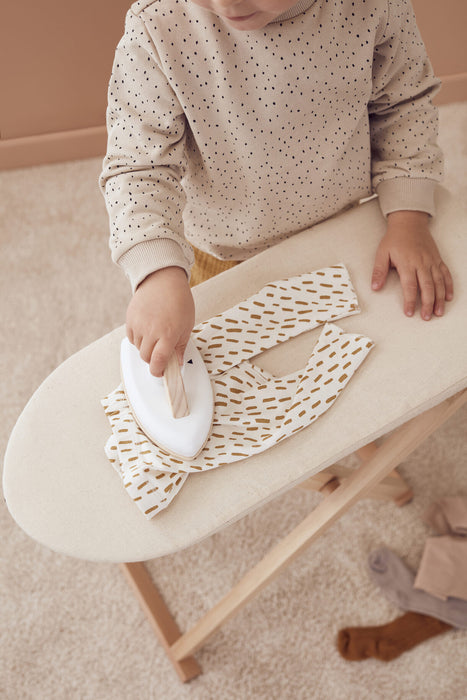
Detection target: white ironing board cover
<box><xmin>3</xmin><ymin>190</ymin><xmax>467</xmax><ymax>562</ymax></box>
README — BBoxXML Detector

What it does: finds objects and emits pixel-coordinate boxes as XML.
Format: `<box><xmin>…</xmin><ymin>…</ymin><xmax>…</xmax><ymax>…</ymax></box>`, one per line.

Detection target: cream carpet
<box><xmin>1</xmin><ymin>102</ymin><xmax>467</xmax><ymax>700</ymax></box>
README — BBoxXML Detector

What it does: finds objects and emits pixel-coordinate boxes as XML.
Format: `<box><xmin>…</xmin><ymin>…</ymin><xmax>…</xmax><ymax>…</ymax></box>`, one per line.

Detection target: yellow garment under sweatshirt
<box><xmin>100</xmin><ymin>0</ymin><xmax>443</xmax><ymax>292</ymax></box>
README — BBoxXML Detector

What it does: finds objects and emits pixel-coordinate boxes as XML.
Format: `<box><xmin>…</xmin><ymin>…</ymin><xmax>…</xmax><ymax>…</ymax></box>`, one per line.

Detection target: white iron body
<box><xmin>120</xmin><ymin>337</ymin><xmax>214</xmax><ymax>460</ymax></box>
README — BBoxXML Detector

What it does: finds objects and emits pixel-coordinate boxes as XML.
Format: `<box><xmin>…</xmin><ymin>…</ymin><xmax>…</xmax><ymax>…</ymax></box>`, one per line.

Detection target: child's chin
<box><xmin>223</xmin><ymin>13</ymin><xmax>270</xmax><ymax>30</ymax></box>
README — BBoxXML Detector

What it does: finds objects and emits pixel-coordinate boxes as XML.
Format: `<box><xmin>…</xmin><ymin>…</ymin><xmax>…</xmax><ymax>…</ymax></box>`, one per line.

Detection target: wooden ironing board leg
<box><xmin>120</xmin><ymin>389</ymin><xmax>466</xmax><ymax>677</ymax></box>
<box><xmin>298</xmin><ymin>442</ymin><xmax>414</xmax><ymax>506</ymax></box>
<box><xmin>356</xmin><ymin>442</ymin><xmax>414</xmax><ymax>505</ymax></box>
<box><xmin>170</xmin><ymin>389</ymin><xmax>466</xmax><ymax>662</ymax></box>
<box><xmin>119</xmin><ymin>562</ymin><xmax>202</xmax><ymax>682</ymax></box>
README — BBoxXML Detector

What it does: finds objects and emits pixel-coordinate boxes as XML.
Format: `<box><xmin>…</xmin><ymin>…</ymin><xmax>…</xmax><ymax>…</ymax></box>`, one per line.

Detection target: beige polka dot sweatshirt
<box><xmin>99</xmin><ymin>0</ymin><xmax>443</xmax><ymax>292</ymax></box>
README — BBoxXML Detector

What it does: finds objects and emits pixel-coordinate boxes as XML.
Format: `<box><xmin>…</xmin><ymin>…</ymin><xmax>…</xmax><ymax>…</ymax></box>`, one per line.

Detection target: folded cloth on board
<box><xmin>101</xmin><ymin>264</ymin><xmax>374</xmax><ymax>518</ymax></box>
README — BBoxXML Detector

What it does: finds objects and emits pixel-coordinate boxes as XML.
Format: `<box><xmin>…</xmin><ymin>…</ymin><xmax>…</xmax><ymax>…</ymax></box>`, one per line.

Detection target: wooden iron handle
<box><xmin>163</xmin><ymin>353</ymin><xmax>189</xmax><ymax>418</ymax></box>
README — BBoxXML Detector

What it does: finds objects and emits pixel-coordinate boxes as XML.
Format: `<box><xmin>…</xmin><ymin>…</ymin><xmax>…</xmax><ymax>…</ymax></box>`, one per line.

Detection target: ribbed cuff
<box><xmin>118</xmin><ymin>239</ymin><xmax>192</xmax><ymax>293</ymax></box>
<box><xmin>376</xmin><ymin>178</ymin><xmax>438</xmax><ymax>218</ymax></box>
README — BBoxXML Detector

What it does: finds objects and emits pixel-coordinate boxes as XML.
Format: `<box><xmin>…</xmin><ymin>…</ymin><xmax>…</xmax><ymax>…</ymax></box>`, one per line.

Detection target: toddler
<box><xmin>100</xmin><ymin>0</ymin><xmax>453</xmax><ymax>376</ymax></box>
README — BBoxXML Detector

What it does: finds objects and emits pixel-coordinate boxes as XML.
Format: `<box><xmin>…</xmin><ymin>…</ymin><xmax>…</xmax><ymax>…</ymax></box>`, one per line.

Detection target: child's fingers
<box><xmin>432</xmin><ymin>265</ymin><xmax>447</xmax><ymax>316</ymax></box>
<box><xmin>174</xmin><ymin>340</ymin><xmax>189</xmax><ymax>367</ymax></box>
<box><xmin>139</xmin><ymin>333</ymin><xmax>158</xmax><ymax>365</ymax></box>
<box><xmin>416</xmin><ymin>266</ymin><xmax>436</xmax><ymax>320</ymax></box>
<box><xmin>134</xmin><ymin>332</ymin><xmax>190</xmax><ymax>376</ymax></box>
<box><xmin>148</xmin><ymin>337</ymin><xmax>176</xmax><ymax>377</ymax></box>
<box><xmin>398</xmin><ymin>266</ymin><xmax>419</xmax><ymax>318</ymax></box>
<box><xmin>441</xmin><ymin>262</ymin><xmax>454</xmax><ymax>301</ymax></box>
<box><xmin>371</xmin><ymin>248</ymin><xmax>390</xmax><ymax>290</ymax></box>
<box><xmin>132</xmin><ymin>333</ymin><xmax>144</xmax><ymax>350</ymax></box>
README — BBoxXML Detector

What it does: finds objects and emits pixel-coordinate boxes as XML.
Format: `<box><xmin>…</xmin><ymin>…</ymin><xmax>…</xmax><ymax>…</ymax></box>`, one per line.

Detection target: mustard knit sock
<box><xmin>337</xmin><ymin>611</ymin><xmax>452</xmax><ymax>662</ymax></box>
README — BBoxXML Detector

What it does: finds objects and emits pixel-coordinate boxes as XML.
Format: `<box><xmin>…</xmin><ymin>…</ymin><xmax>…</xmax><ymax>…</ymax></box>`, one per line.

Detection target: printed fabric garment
<box><xmin>102</xmin><ymin>265</ymin><xmax>374</xmax><ymax>518</ymax></box>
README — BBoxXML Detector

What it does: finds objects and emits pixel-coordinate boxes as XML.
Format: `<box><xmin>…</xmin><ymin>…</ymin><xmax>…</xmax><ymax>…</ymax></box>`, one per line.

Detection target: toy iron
<box><xmin>120</xmin><ymin>337</ymin><xmax>214</xmax><ymax>460</ymax></box>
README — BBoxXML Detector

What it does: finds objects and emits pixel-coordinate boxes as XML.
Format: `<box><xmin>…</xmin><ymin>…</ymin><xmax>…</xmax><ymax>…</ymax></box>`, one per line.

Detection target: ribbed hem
<box><xmin>272</xmin><ymin>0</ymin><xmax>316</xmax><ymax>23</ymax></box>
<box><xmin>118</xmin><ymin>238</ymin><xmax>192</xmax><ymax>293</ymax></box>
<box><xmin>376</xmin><ymin>178</ymin><xmax>438</xmax><ymax>218</ymax></box>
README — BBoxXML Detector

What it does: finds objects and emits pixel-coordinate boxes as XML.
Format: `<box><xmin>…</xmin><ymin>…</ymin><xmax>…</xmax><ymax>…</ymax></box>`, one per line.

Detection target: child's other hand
<box><xmin>126</xmin><ymin>266</ymin><xmax>195</xmax><ymax>376</ymax></box>
<box><xmin>371</xmin><ymin>210</ymin><xmax>454</xmax><ymax>320</ymax></box>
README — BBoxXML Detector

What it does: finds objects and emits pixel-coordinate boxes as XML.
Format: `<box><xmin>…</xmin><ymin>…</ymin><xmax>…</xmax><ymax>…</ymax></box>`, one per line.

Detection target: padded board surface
<box><xmin>4</xmin><ymin>190</ymin><xmax>467</xmax><ymax>561</ymax></box>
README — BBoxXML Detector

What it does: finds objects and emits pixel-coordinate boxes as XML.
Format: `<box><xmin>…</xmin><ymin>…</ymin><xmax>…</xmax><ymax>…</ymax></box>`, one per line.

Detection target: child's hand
<box><xmin>126</xmin><ymin>266</ymin><xmax>195</xmax><ymax>376</ymax></box>
<box><xmin>371</xmin><ymin>210</ymin><xmax>454</xmax><ymax>320</ymax></box>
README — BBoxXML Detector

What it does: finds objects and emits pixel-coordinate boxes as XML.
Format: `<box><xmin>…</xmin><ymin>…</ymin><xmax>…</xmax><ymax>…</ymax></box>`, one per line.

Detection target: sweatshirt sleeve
<box><xmin>99</xmin><ymin>8</ymin><xmax>194</xmax><ymax>292</ymax></box>
<box><xmin>369</xmin><ymin>0</ymin><xmax>444</xmax><ymax>218</ymax></box>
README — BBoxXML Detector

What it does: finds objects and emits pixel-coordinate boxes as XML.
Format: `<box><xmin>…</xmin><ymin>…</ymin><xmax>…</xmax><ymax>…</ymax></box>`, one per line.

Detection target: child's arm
<box><xmin>126</xmin><ymin>267</ymin><xmax>195</xmax><ymax>377</ymax></box>
<box><xmin>371</xmin><ymin>211</ymin><xmax>454</xmax><ymax>320</ymax></box>
<box><xmin>99</xmin><ymin>9</ymin><xmax>196</xmax><ymax>372</ymax></box>
<box><xmin>369</xmin><ymin>0</ymin><xmax>443</xmax><ymax>222</ymax></box>
<box><xmin>99</xmin><ymin>9</ymin><xmax>194</xmax><ymax>293</ymax></box>
<box><xmin>367</xmin><ymin>0</ymin><xmax>452</xmax><ymax>318</ymax></box>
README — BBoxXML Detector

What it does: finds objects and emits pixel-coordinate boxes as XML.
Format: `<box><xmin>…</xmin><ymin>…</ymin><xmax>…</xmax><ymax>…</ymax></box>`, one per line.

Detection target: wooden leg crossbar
<box><xmin>120</xmin><ymin>389</ymin><xmax>467</xmax><ymax>682</ymax></box>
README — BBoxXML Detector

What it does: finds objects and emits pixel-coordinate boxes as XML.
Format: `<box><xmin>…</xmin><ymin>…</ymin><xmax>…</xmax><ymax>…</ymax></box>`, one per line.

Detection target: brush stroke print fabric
<box><xmin>102</xmin><ymin>264</ymin><xmax>374</xmax><ymax>518</ymax></box>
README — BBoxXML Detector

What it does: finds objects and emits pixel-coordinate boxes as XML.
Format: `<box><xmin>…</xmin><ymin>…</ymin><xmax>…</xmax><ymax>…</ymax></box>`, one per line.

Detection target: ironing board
<box><xmin>4</xmin><ymin>189</ymin><xmax>467</xmax><ymax>682</ymax></box>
